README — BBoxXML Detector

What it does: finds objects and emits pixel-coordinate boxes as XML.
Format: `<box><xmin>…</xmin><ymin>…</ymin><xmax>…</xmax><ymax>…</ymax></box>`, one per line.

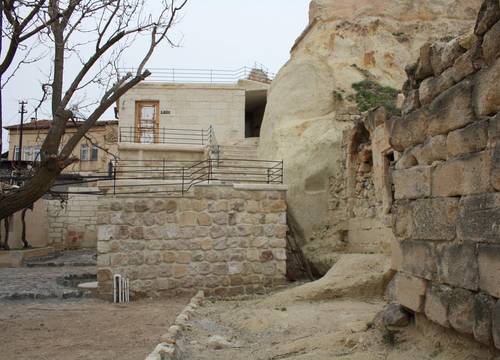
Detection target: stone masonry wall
<box><xmin>390</xmin><ymin>0</ymin><xmax>500</xmax><ymax>349</ymax></box>
<box><xmin>96</xmin><ymin>184</ymin><xmax>288</xmax><ymax>299</ymax></box>
<box><xmin>46</xmin><ymin>187</ymin><xmax>99</xmax><ymax>249</ymax></box>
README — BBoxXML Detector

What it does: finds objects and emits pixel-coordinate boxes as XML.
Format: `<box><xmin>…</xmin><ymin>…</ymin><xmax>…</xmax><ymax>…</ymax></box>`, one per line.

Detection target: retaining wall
<box><xmin>96</xmin><ymin>184</ymin><xmax>288</xmax><ymax>299</ymax></box>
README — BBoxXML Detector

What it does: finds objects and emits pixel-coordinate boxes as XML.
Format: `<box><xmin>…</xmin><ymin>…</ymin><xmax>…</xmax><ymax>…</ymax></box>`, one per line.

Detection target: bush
<box><xmin>351</xmin><ymin>80</ymin><xmax>400</xmax><ymax>114</ymax></box>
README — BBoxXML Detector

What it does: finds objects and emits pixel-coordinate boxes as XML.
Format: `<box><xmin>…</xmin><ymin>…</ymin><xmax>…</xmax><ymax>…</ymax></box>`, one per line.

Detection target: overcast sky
<box><xmin>2</xmin><ymin>0</ymin><xmax>310</xmax><ymax>152</ymax></box>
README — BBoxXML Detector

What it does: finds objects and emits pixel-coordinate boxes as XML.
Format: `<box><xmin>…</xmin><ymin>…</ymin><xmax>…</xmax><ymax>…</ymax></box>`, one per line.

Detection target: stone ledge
<box><xmin>118</xmin><ymin>143</ymin><xmax>206</xmax><ymax>153</ymax></box>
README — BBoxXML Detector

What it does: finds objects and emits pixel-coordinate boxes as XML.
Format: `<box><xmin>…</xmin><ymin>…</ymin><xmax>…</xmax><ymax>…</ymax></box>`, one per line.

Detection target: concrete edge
<box><xmin>145</xmin><ymin>290</ymin><xmax>205</xmax><ymax>360</ymax></box>
<box><xmin>118</xmin><ymin>143</ymin><xmax>206</xmax><ymax>153</ymax></box>
<box><xmin>232</xmin><ymin>183</ymin><xmax>288</xmax><ymax>191</ymax></box>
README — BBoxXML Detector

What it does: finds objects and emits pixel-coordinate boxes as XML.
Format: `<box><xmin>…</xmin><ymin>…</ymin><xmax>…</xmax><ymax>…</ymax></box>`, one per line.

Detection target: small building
<box><xmin>4</xmin><ymin>119</ymin><xmax>118</xmax><ymax>176</ymax></box>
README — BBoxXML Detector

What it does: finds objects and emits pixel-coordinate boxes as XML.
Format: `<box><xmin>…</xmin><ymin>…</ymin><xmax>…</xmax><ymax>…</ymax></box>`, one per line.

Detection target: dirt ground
<box><xmin>180</xmin><ymin>295</ymin><xmax>500</xmax><ymax>360</ymax></box>
<box><xmin>0</xmin><ymin>297</ymin><xmax>189</xmax><ymax>360</ymax></box>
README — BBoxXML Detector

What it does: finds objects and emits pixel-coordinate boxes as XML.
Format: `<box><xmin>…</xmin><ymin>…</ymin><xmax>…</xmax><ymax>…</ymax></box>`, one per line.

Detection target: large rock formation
<box><xmin>259</xmin><ymin>0</ymin><xmax>482</xmax><ymax>246</ymax></box>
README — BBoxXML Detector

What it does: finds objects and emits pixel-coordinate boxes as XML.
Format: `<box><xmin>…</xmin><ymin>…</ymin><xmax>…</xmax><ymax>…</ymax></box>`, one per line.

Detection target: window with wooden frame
<box><xmin>135</xmin><ymin>101</ymin><xmax>159</xmax><ymax>144</ymax></box>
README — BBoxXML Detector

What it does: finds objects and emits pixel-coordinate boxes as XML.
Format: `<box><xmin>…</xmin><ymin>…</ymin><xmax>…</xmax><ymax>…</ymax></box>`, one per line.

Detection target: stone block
<box><xmin>390</xmin><ymin>238</ymin><xmax>403</xmax><ymax>271</ymax></box>
<box><xmin>446</xmin><ymin>121</ymin><xmax>489</xmax><ymax>158</ymax></box>
<box><xmin>424</xmin><ymin>284</ymin><xmax>452</xmax><ymax>327</ymax></box>
<box><xmin>458</xmin><ymin>193</ymin><xmax>500</xmax><ymax>243</ymax></box>
<box><xmin>437</xmin><ymin>243</ymin><xmax>479</xmax><ymax>290</ymax></box>
<box><xmin>394</xmin><ymin>273</ymin><xmax>427</xmax><ymax>313</ymax></box>
<box><xmin>179</xmin><ymin>212</ymin><xmax>197</xmax><ymax>227</ymax></box>
<box><xmin>451</xmin><ymin>45</ymin><xmax>480</xmax><ymax>83</ymax></box>
<box><xmin>392</xmin><ymin>166</ymin><xmax>431</xmax><ymax>200</ymax></box>
<box><xmin>392</xmin><ymin>200</ymin><xmax>412</xmax><ymax>239</ymax></box>
<box><xmin>412</xmin><ymin>135</ymin><xmax>447</xmax><ymax>165</ymax></box>
<box><xmin>478</xmin><ymin>244</ymin><xmax>500</xmax><ymax>298</ymax></box>
<box><xmin>197</xmin><ymin>213</ymin><xmax>211</xmax><ymax>226</ymax></box>
<box><xmin>493</xmin><ymin>300</ymin><xmax>500</xmax><ymax>349</ymax></box>
<box><xmin>419</xmin><ymin>68</ymin><xmax>455</xmax><ymax>106</ymax></box>
<box><xmin>402</xmin><ymin>89</ymin><xmax>420</xmax><ymax>115</ymax></box>
<box><xmin>493</xmin><ymin>144</ymin><xmax>500</xmax><ymax>191</ymax></box>
<box><xmin>432</xmin><ymin>152</ymin><xmax>491</xmax><ymax>197</ymax></box>
<box><xmin>389</xmin><ymin>109</ymin><xmax>429</xmax><ymax>152</ymax></box>
<box><xmin>411</xmin><ymin>198</ymin><xmax>459</xmax><ymax>241</ymax></box>
<box><xmin>473</xmin><ymin>58</ymin><xmax>500</xmax><ymax>116</ymax></box>
<box><xmin>473</xmin><ymin>292</ymin><xmax>495</xmax><ymax>346</ymax></box>
<box><xmin>474</xmin><ymin>0</ymin><xmax>500</xmax><ymax>36</ymax></box>
<box><xmin>449</xmin><ymin>287</ymin><xmax>475</xmax><ymax>335</ymax></box>
<box><xmin>427</xmin><ymin>80</ymin><xmax>475</xmax><ymax>137</ymax></box>
<box><xmin>166</xmin><ymin>200</ymin><xmax>178</xmax><ymax>213</ymax></box>
<box><xmin>401</xmin><ymin>240</ymin><xmax>436</xmax><ymax>280</ymax></box>
<box><xmin>415</xmin><ymin>43</ymin><xmax>433</xmax><ymax>80</ymax></box>
<box><xmin>430</xmin><ymin>38</ymin><xmax>466</xmax><ymax>76</ymax></box>
<box><xmin>483</xmin><ymin>20</ymin><xmax>500</xmax><ymax>65</ymax></box>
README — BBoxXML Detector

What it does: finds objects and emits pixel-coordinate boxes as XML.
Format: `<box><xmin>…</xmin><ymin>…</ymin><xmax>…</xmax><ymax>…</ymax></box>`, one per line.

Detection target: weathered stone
<box><xmin>179</xmin><ymin>212</ymin><xmax>197</xmax><ymax>227</ymax></box>
<box><xmin>424</xmin><ymin>283</ymin><xmax>452</xmax><ymax>327</ymax></box>
<box><xmin>493</xmin><ymin>300</ymin><xmax>500</xmax><ymax>349</ymax></box>
<box><xmin>402</xmin><ymin>89</ymin><xmax>420</xmax><ymax>115</ymax></box>
<box><xmin>166</xmin><ymin>200</ymin><xmax>178</xmax><ymax>213</ymax></box>
<box><xmin>389</xmin><ymin>109</ymin><xmax>429</xmax><ymax>152</ymax></box>
<box><xmin>197</xmin><ymin>213</ymin><xmax>212</xmax><ymax>226</ymax></box>
<box><xmin>411</xmin><ymin>198</ymin><xmax>459</xmax><ymax>241</ymax></box>
<box><xmin>483</xmin><ymin>20</ymin><xmax>500</xmax><ymax>65</ymax></box>
<box><xmin>395</xmin><ymin>273</ymin><xmax>427</xmax><ymax>313</ymax></box>
<box><xmin>419</xmin><ymin>68</ymin><xmax>455</xmax><ymax>106</ymax></box>
<box><xmin>392</xmin><ymin>201</ymin><xmax>412</xmax><ymax>239</ymax></box>
<box><xmin>493</xmin><ymin>144</ymin><xmax>500</xmax><ymax>191</ymax></box>
<box><xmin>457</xmin><ymin>192</ymin><xmax>500</xmax><ymax>243</ymax></box>
<box><xmin>448</xmin><ymin>287</ymin><xmax>475</xmax><ymax>335</ymax></box>
<box><xmin>134</xmin><ymin>200</ymin><xmax>150</xmax><ymax>212</ymax></box>
<box><xmin>473</xmin><ymin>292</ymin><xmax>495</xmax><ymax>346</ymax></box>
<box><xmin>478</xmin><ymin>244</ymin><xmax>500</xmax><ymax>298</ymax></box>
<box><xmin>412</xmin><ymin>135</ymin><xmax>447</xmax><ymax>165</ymax></box>
<box><xmin>432</xmin><ymin>152</ymin><xmax>491</xmax><ymax>197</ymax></box>
<box><xmin>431</xmin><ymin>38</ymin><xmax>466</xmax><ymax>76</ymax></box>
<box><xmin>428</xmin><ymin>80</ymin><xmax>475</xmax><ymax>137</ymax></box>
<box><xmin>401</xmin><ymin>240</ymin><xmax>436</xmax><ymax>280</ymax></box>
<box><xmin>392</xmin><ymin>166</ymin><xmax>431</xmax><ymax>200</ymax></box>
<box><xmin>437</xmin><ymin>243</ymin><xmax>479</xmax><ymax>290</ymax></box>
<box><xmin>209</xmin><ymin>226</ymin><xmax>225</xmax><ymax>239</ymax></box>
<box><xmin>394</xmin><ymin>149</ymin><xmax>418</xmax><ymax>170</ymax></box>
<box><xmin>473</xmin><ymin>58</ymin><xmax>500</xmax><ymax>116</ymax></box>
<box><xmin>451</xmin><ymin>45</ymin><xmax>480</xmax><ymax>83</ymax></box>
<box><xmin>474</xmin><ymin>0</ymin><xmax>500</xmax><ymax>36</ymax></box>
<box><xmin>446</xmin><ymin>121</ymin><xmax>489</xmax><ymax>158</ymax></box>
<box><xmin>415</xmin><ymin>42</ymin><xmax>434</xmax><ymax>80</ymax></box>
<box><xmin>383</xmin><ymin>303</ymin><xmax>412</xmax><ymax>327</ymax></box>
<box><xmin>212</xmin><ymin>213</ymin><xmax>228</xmax><ymax>225</ymax></box>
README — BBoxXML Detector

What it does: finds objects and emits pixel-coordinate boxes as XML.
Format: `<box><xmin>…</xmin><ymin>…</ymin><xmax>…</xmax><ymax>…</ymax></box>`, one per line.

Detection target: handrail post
<box><xmin>113</xmin><ymin>161</ymin><xmax>117</xmax><ymax>196</ymax></box>
<box><xmin>267</xmin><ymin>168</ymin><xmax>270</xmax><ymax>184</ymax></box>
<box><xmin>281</xmin><ymin>161</ymin><xmax>284</xmax><ymax>184</ymax></box>
<box><xmin>201</xmin><ymin>129</ymin><xmax>204</xmax><ymax>146</ymax></box>
<box><xmin>208</xmin><ymin>159</ymin><xmax>211</xmax><ymax>184</ymax></box>
<box><xmin>162</xmin><ymin>159</ymin><xmax>165</xmax><ymax>180</ymax></box>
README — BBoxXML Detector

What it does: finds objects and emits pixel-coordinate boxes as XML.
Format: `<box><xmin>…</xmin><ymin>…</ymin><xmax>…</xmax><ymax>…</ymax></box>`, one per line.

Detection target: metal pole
<box><xmin>163</xmin><ymin>159</ymin><xmax>165</xmax><ymax>180</ymax></box>
<box><xmin>267</xmin><ymin>168</ymin><xmax>270</xmax><ymax>184</ymax></box>
<box><xmin>181</xmin><ymin>167</ymin><xmax>185</xmax><ymax>194</ymax></box>
<box><xmin>18</xmin><ymin>100</ymin><xmax>27</xmax><ymax>165</ymax></box>
<box><xmin>113</xmin><ymin>161</ymin><xmax>117</xmax><ymax>196</ymax></box>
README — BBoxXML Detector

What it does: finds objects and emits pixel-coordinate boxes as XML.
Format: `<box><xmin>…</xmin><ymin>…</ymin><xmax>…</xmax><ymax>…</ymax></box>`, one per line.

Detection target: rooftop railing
<box><xmin>119</xmin><ymin>66</ymin><xmax>274</xmax><ymax>84</ymax></box>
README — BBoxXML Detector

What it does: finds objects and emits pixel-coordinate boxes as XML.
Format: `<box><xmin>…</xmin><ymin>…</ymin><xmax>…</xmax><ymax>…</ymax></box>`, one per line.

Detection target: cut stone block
<box><xmin>392</xmin><ymin>166</ymin><xmax>431</xmax><ymax>200</ymax></box>
<box><xmin>458</xmin><ymin>193</ymin><xmax>500</xmax><ymax>243</ymax></box>
<box><xmin>395</xmin><ymin>273</ymin><xmax>427</xmax><ymax>313</ymax></box>
<box><xmin>448</xmin><ymin>287</ymin><xmax>475</xmax><ymax>335</ymax></box>
<box><xmin>446</xmin><ymin>121</ymin><xmax>489</xmax><ymax>159</ymax></box>
<box><xmin>478</xmin><ymin>244</ymin><xmax>500</xmax><ymax>298</ymax></box>
<box><xmin>424</xmin><ymin>283</ymin><xmax>451</xmax><ymax>328</ymax></box>
<box><xmin>437</xmin><ymin>242</ymin><xmax>479</xmax><ymax>291</ymax></box>
<box><xmin>401</xmin><ymin>240</ymin><xmax>436</xmax><ymax>280</ymax></box>
<box><xmin>432</xmin><ymin>152</ymin><xmax>491</xmax><ymax>197</ymax></box>
<box><xmin>473</xmin><ymin>292</ymin><xmax>495</xmax><ymax>346</ymax></box>
<box><xmin>411</xmin><ymin>198</ymin><xmax>459</xmax><ymax>241</ymax></box>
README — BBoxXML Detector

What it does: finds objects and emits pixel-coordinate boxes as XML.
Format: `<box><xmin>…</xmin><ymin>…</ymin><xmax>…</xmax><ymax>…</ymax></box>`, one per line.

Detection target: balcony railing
<box><xmin>119</xmin><ymin>126</ymin><xmax>216</xmax><ymax>146</ymax></box>
<box><xmin>118</xmin><ymin>66</ymin><xmax>274</xmax><ymax>84</ymax></box>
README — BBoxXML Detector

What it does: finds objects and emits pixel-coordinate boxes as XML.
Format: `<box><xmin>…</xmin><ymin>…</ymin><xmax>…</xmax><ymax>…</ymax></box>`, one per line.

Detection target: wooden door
<box><xmin>135</xmin><ymin>101</ymin><xmax>159</xmax><ymax>143</ymax></box>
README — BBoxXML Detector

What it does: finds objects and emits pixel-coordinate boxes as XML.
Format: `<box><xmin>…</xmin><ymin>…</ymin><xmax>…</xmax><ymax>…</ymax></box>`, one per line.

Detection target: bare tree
<box><xmin>0</xmin><ymin>0</ymin><xmax>188</xmax><ymax>219</ymax></box>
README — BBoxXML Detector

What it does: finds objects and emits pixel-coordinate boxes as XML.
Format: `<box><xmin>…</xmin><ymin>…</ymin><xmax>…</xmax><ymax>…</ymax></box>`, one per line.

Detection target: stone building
<box><xmin>5</xmin><ymin>119</ymin><xmax>118</xmax><ymax>175</ymax></box>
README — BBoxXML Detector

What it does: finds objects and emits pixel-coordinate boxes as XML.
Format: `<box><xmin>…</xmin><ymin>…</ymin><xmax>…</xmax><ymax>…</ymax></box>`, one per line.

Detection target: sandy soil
<box><xmin>0</xmin><ymin>297</ymin><xmax>189</xmax><ymax>360</ymax></box>
<box><xmin>180</xmin><ymin>294</ymin><xmax>500</xmax><ymax>360</ymax></box>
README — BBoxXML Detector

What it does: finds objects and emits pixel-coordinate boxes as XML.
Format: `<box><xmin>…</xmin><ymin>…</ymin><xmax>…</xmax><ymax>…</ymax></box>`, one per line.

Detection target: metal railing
<box><xmin>103</xmin><ymin>158</ymin><xmax>284</xmax><ymax>196</ymax></box>
<box><xmin>119</xmin><ymin>66</ymin><xmax>274</xmax><ymax>84</ymax></box>
<box><xmin>119</xmin><ymin>126</ymin><xmax>215</xmax><ymax>146</ymax></box>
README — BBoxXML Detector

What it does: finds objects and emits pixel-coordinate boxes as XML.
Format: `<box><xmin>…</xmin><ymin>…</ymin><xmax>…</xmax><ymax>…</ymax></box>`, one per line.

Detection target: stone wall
<box><xmin>46</xmin><ymin>187</ymin><xmax>99</xmax><ymax>249</ymax></box>
<box><xmin>96</xmin><ymin>184</ymin><xmax>288</xmax><ymax>299</ymax></box>
<box><xmin>390</xmin><ymin>0</ymin><xmax>500</xmax><ymax>349</ymax></box>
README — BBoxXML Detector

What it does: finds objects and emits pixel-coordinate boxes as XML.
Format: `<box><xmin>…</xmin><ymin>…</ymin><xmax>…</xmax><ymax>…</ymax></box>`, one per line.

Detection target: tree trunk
<box><xmin>0</xmin><ymin>164</ymin><xmax>60</xmax><ymax>219</ymax></box>
<box><xmin>21</xmin><ymin>206</ymin><xmax>32</xmax><ymax>248</ymax></box>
